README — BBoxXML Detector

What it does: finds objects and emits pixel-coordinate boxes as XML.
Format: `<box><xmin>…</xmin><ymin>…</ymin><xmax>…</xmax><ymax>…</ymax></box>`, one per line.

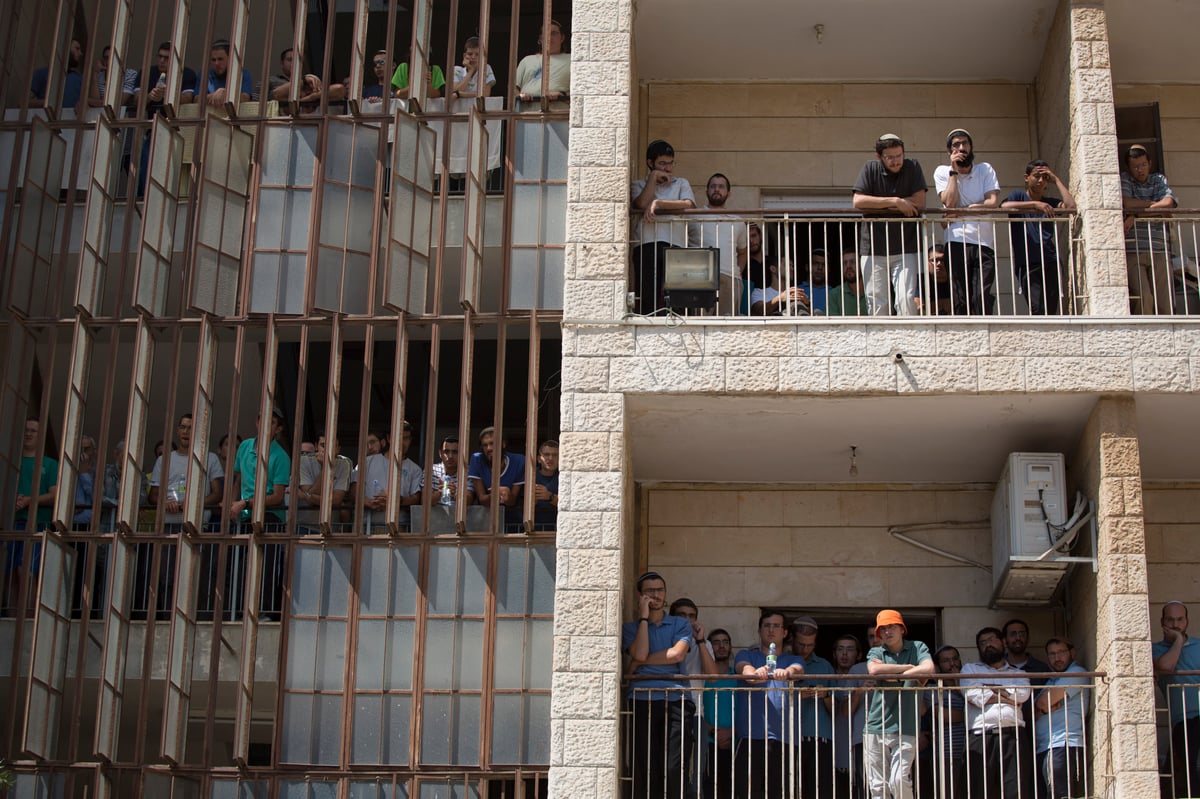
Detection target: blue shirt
<box><xmin>799</xmin><ymin>282</ymin><xmax>829</xmax><ymax>315</ymax></box>
<box><xmin>208</xmin><ymin>68</ymin><xmax>254</xmax><ymax>100</ymax></box>
<box><xmin>733</xmin><ymin>647</ymin><xmax>804</xmax><ymax>742</ymax></box>
<box><xmin>467</xmin><ymin>451</ymin><xmax>526</xmax><ymax>529</ymax></box>
<box><xmin>1153</xmin><ymin>635</ymin><xmax>1200</xmax><ymax>724</ymax></box>
<box><xmin>1034</xmin><ymin>663</ymin><xmax>1088</xmax><ymax>751</ymax></box>
<box><xmin>1006</xmin><ymin>190</ymin><xmax>1063</xmax><ymax>275</ymax></box>
<box><xmin>795</xmin><ymin>653</ymin><xmax>834</xmax><ymax>740</ymax></box>
<box><xmin>622</xmin><ymin>615</ymin><xmax>693</xmax><ymax>700</ymax></box>
<box><xmin>30</xmin><ymin>67</ymin><xmax>83</xmax><ymax>107</ymax></box>
<box><xmin>73</xmin><ymin>470</ymin><xmax>96</xmax><ymax>525</ymax></box>
<box><xmin>533</xmin><ymin>469</ymin><xmax>558</xmax><ymax>529</ymax></box>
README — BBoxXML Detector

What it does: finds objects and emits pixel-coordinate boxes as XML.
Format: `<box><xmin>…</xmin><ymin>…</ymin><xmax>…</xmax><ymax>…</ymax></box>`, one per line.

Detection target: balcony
<box><xmin>622</xmin><ymin>673</ymin><xmax>1100</xmax><ymax>799</ymax></box>
<box><xmin>628</xmin><ymin>210</ymin><xmax>1084</xmax><ymax>319</ymax></box>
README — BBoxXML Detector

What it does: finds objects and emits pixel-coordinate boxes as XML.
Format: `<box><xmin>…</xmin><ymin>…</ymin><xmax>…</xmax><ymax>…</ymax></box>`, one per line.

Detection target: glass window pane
<box><xmin>492</xmin><ymin>619</ymin><xmax>524</xmax><ymax>690</ymax></box>
<box><xmin>530</xmin><ymin>545</ymin><xmax>556</xmax><ymax>614</ymax></box>
<box><xmin>510</xmin><ymin>185</ymin><xmax>540</xmax><ymax>245</ymax></box>
<box><xmin>512</xmin><ymin>121</ymin><xmax>542</xmax><ymax>181</ymax></box>
<box><xmin>423</xmin><ymin>619</ymin><xmax>454</xmax><ymax>690</ymax></box>
<box><xmin>280</xmin><ymin>694</ymin><xmax>314</xmax><ymax>763</ymax></box>
<box><xmin>426</xmin><ymin>547</ymin><xmax>458</xmax><ymax>615</ymax></box>
<box><xmin>528</xmin><ymin>619</ymin><xmax>552</xmax><ymax>689</ymax></box>
<box><xmin>490</xmin><ymin>694</ymin><xmax>521</xmax><ymax>764</ymax></box>
<box><xmin>495</xmin><ymin>546</ymin><xmax>527</xmax><ymax>615</ymax></box>
<box><xmin>524</xmin><ymin>693</ymin><xmax>551</xmax><ymax>763</ymax></box>
<box><xmin>542</xmin><ymin>183</ymin><xmax>566</xmax><ymax>244</ymax></box>
<box><xmin>316</xmin><ymin>620</ymin><xmax>346</xmax><ymax>690</ymax></box>
<box><xmin>291</xmin><ymin>549</ymin><xmax>324</xmax><ymax>616</ymax></box>
<box><xmin>321</xmin><ymin>548</ymin><xmax>352</xmax><ymax>617</ymax></box>
<box><xmin>360</xmin><ymin>546</ymin><xmax>391</xmax><ymax>615</ymax></box>
<box><xmin>420</xmin><ymin>693</ymin><xmax>479</xmax><ymax>766</ymax></box>
<box><xmin>544</xmin><ymin>121</ymin><xmax>568</xmax><ymax>179</ymax></box>
<box><xmin>285</xmin><ymin>619</ymin><xmax>318</xmax><ymax>689</ymax></box>
<box><xmin>459</xmin><ymin>547</ymin><xmax>486</xmax><ymax>616</ymax></box>
<box><xmin>387</xmin><ymin>619</ymin><xmax>416</xmax><ymax>690</ymax></box>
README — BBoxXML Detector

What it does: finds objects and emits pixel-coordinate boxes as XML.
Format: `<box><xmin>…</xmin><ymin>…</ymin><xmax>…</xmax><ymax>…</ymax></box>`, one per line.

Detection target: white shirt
<box><xmin>149</xmin><ymin>449</ymin><xmax>225</xmax><ymax>524</ymax></box>
<box><xmin>452</xmin><ymin>63</ymin><xmax>496</xmax><ymax>94</ymax></box>
<box><xmin>934</xmin><ymin>161</ymin><xmax>1000</xmax><ymax>249</ymax></box>
<box><xmin>688</xmin><ymin>210</ymin><xmax>747</xmax><ymax>277</ymax></box>
<box><xmin>630</xmin><ymin>176</ymin><xmax>695</xmax><ymax>246</ymax></box>
<box><xmin>961</xmin><ymin>660</ymin><xmax>1031</xmax><ymax>732</ymax></box>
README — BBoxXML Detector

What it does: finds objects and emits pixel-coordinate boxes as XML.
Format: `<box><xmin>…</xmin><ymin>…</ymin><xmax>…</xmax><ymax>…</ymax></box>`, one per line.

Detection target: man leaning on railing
<box><xmin>864</xmin><ymin>609</ymin><xmax>935</xmax><ymax>799</ymax></box>
<box><xmin>1153</xmin><ymin>600</ymin><xmax>1200</xmax><ymax>798</ymax></box>
<box><xmin>623</xmin><ymin>571</ymin><xmax>695</xmax><ymax>799</ymax></box>
<box><xmin>1034</xmin><ymin>637</ymin><xmax>1090</xmax><ymax>799</ymax></box>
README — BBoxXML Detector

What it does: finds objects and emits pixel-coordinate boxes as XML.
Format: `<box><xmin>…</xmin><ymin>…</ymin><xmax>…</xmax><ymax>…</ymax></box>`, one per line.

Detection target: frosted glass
<box><xmin>285</xmin><ymin>619</ymin><xmax>318</xmax><ymax>690</ymax></box>
<box><xmin>280</xmin><ymin>694</ymin><xmax>314</xmax><ymax>762</ymax></box>
<box><xmin>351</xmin><ymin>694</ymin><xmax>381</xmax><ymax>762</ymax></box>
<box><xmin>530</xmin><ymin>545</ymin><xmax>556</xmax><ymax>614</ymax></box>
<box><xmin>490</xmin><ymin>694</ymin><xmax>521</xmax><ymax>763</ymax></box>
<box><xmin>459</xmin><ymin>547</ymin><xmax>487</xmax><ymax>616</ymax></box>
<box><xmin>541</xmin><ymin>248</ymin><xmax>564</xmax><ymax>310</ymax></box>
<box><xmin>510</xmin><ymin>185</ymin><xmax>540</xmax><ymax>246</ymax></box>
<box><xmin>291</xmin><ymin>549</ymin><xmax>324</xmax><ymax>616</ymax></box>
<box><xmin>422</xmin><ymin>620</ymin><xmax>454</xmax><ymax>690</ymax></box>
<box><xmin>382</xmin><ymin>695</ymin><xmax>411</xmax><ymax>765</ymax></box>
<box><xmin>544</xmin><ymin>122</ymin><xmax>568</xmax><ymax>179</ymax></box>
<box><xmin>394</xmin><ymin>546</ymin><xmax>420</xmax><ymax>615</ymax></box>
<box><xmin>356</xmin><ymin>619</ymin><xmax>386</xmax><ymax>689</ymax></box>
<box><xmin>542</xmin><ymin>184</ymin><xmax>566</xmax><ymax>244</ymax></box>
<box><xmin>525</xmin><ymin>693</ymin><xmax>551</xmax><ymax>763</ymax></box>
<box><xmin>222</xmin><ymin>193</ymin><xmax>248</xmax><ymax>254</ymax></box>
<box><xmin>386</xmin><ymin>619</ymin><xmax>415</xmax><ymax>690</ymax></box>
<box><xmin>512</xmin><ymin>121</ymin><xmax>542</xmax><ymax>181</ymax></box>
<box><xmin>326</xmin><ymin>121</ymin><xmax>353</xmax><ymax>183</ymax></box>
<box><xmin>359</xmin><ymin>546</ymin><xmax>390</xmax><ymax>615</ymax></box>
<box><xmin>255</xmin><ymin>189</ymin><xmax>284</xmax><ymax>249</ymax></box>
<box><xmin>316</xmin><ymin>620</ymin><xmax>347</xmax><ymax>690</ymax></box>
<box><xmin>420</xmin><ymin>694</ymin><xmax>480</xmax><ymax>765</ymax></box>
<box><xmin>491</xmin><ymin>619</ymin><xmax>524</xmax><ymax>690</ymax></box>
<box><xmin>351</xmin><ymin>127</ymin><xmax>379</xmax><ymax>188</ymax></box>
<box><xmin>457</xmin><ymin>620</ymin><xmax>484</xmax><ymax>690</ymax></box>
<box><xmin>320</xmin><ymin>183</ymin><xmax>348</xmax><ymax>249</ymax></box>
<box><xmin>528</xmin><ymin>620</ymin><xmax>552</xmax><ymax>689</ymax></box>
<box><xmin>280</xmin><ymin>190</ymin><xmax>312</xmax><ymax>251</ymax></box>
<box><xmin>508</xmin><ymin>250</ymin><xmax>538</xmax><ymax>311</ymax></box>
<box><xmin>426</xmin><ymin>547</ymin><xmax>458</xmax><ymax>615</ymax></box>
<box><xmin>495</xmin><ymin>547</ymin><xmax>527</xmax><ymax>615</ymax></box>
<box><xmin>280</xmin><ymin>253</ymin><xmax>308</xmax><ymax>313</ymax></box>
<box><xmin>321</xmin><ymin>548</ymin><xmax>352</xmax><ymax>617</ymax></box>
<box><xmin>314</xmin><ymin>694</ymin><xmax>343</xmax><ymax>764</ymax></box>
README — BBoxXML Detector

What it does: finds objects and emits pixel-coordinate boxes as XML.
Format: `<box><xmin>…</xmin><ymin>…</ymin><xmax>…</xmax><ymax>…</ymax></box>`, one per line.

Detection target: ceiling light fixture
<box><xmin>849</xmin><ymin>445</ymin><xmax>858</xmax><ymax>477</ymax></box>
<box><xmin>814</xmin><ymin>24</ymin><xmax>825</xmax><ymax>44</ymax></box>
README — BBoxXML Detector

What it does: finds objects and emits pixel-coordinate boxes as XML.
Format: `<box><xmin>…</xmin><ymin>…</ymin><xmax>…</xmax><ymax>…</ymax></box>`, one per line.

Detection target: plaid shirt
<box><xmin>1122</xmin><ymin>171</ymin><xmax>1175</xmax><ymax>252</ymax></box>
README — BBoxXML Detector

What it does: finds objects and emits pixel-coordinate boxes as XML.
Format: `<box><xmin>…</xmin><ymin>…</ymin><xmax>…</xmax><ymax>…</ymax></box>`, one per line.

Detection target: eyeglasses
<box><xmin>373</xmin><ymin>59</ymin><xmax>387</xmax><ymax>66</ymax></box>
<box><xmin>640</xmin><ymin>587</ymin><xmax>666</xmax><ymax>595</ymax></box>
<box><xmin>950</xmin><ymin>141</ymin><xmax>971</xmax><ymax>150</ymax></box>
<box><xmin>761</xmin><ymin>623</ymin><xmax>784</xmax><ymax>630</ymax></box>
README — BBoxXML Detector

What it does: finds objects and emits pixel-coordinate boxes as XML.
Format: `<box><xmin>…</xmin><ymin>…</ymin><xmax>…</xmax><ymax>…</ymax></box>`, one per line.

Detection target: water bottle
<box><xmin>441</xmin><ymin>475</ymin><xmax>452</xmax><ymax>504</ymax></box>
<box><xmin>372</xmin><ymin>479</ymin><xmax>380</xmax><ymax>498</ymax></box>
<box><xmin>765</xmin><ymin>642</ymin><xmax>777</xmax><ymax>674</ymax></box>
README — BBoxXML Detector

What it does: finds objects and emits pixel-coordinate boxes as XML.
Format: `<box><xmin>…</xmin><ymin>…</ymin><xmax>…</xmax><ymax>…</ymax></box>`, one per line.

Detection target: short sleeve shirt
<box><xmin>622</xmin><ymin>615</ymin><xmax>694</xmax><ymax>699</ymax></box>
<box><xmin>733</xmin><ymin>648</ymin><xmax>805</xmax><ymax>742</ymax></box>
<box><xmin>234</xmin><ymin>437</ymin><xmax>291</xmax><ymax>520</ymax></box>
<box><xmin>630</xmin><ymin>177</ymin><xmax>695</xmax><ymax>246</ymax></box>
<box><xmin>150</xmin><ymin>449</ymin><xmax>225</xmax><ymax>524</ymax></box>
<box><xmin>866</xmin><ymin>640</ymin><xmax>932</xmax><ymax>735</ymax></box>
<box><xmin>1034</xmin><ymin>663</ymin><xmax>1089</xmax><ymax>751</ymax></box>
<box><xmin>452</xmin><ymin>63</ymin><xmax>496</xmax><ymax>93</ymax></box>
<box><xmin>17</xmin><ymin>454</ymin><xmax>59</xmax><ymax>529</ymax></box>
<box><xmin>1006</xmin><ymin>190</ymin><xmax>1064</xmax><ymax>272</ymax></box>
<box><xmin>934</xmin><ymin>162</ymin><xmax>1001</xmax><ymax>248</ymax></box>
<box><xmin>1153</xmin><ymin>635</ymin><xmax>1200</xmax><ymax>724</ymax></box>
<box><xmin>853</xmin><ymin>158</ymin><xmax>927</xmax><ymax>255</ymax></box>
<box><xmin>391</xmin><ymin>63</ymin><xmax>447</xmax><ymax>92</ymax></box>
<box><xmin>1122</xmin><ymin>172</ymin><xmax>1175</xmax><ymax>252</ymax></box>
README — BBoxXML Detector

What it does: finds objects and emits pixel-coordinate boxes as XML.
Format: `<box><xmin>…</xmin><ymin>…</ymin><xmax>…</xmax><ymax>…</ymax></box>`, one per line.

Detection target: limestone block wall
<box><xmin>639</xmin><ymin>81</ymin><xmax>1036</xmax><ymax>203</ymax></box>
<box><xmin>640</xmin><ymin>482</ymin><xmax>1059</xmax><ymax>663</ymax></box>
<box><xmin>1114</xmin><ymin>84</ymin><xmax>1200</xmax><ymax>209</ymax></box>
<box><xmin>1145</xmin><ymin>483</ymin><xmax>1200</xmax><ymax>622</ymax></box>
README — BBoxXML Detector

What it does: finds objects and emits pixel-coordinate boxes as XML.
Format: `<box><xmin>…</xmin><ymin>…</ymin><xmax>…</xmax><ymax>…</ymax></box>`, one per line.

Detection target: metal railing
<box><xmin>1159</xmin><ymin>673</ymin><xmax>1200</xmax><ymax>799</ymax></box>
<box><xmin>628</xmin><ymin>209</ymin><xmax>1082</xmax><ymax>320</ymax></box>
<box><xmin>1125</xmin><ymin>212</ymin><xmax>1200</xmax><ymax>315</ymax></box>
<box><xmin>623</xmin><ymin>670</ymin><xmax>1098</xmax><ymax>799</ymax></box>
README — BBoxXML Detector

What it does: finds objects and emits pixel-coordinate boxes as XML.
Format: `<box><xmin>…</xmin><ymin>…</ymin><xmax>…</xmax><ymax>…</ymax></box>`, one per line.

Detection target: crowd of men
<box><xmin>631</xmin><ymin>132</ymin><xmax>1179</xmax><ymax>317</ymax></box>
<box><xmin>624</xmin><ymin>572</ymin><xmax>1103</xmax><ymax>799</ymax></box>
<box><xmin>29</xmin><ymin>27</ymin><xmax>570</xmax><ymax>115</ymax></box>
<box><xmin>8</xmin><ymin>412</ymin><xmax>559</xmax><ymax>537</ymax></box>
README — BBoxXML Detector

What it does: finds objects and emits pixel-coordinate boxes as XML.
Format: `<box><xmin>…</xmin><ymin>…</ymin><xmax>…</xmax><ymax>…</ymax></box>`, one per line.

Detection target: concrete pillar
<box><xmin>1072</xmin><ymin>396</ymin><xmax>1157</xmax><ymax>798</ymax></box>
<box><xmin>1067</xmin><ymin>1</ymin><xmax>1130</xmax><ymax>316</ymax></box>
<box><xmin>551</xmin><ymin>0</ymin><xmax>634</xmax><ymax>795</ymax></box>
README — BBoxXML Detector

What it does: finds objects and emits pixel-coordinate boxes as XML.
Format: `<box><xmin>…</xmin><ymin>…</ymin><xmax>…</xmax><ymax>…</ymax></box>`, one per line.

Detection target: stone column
<box><xmin>550</xmin><ymin>0</ymin><xmax>633</xmax><ymax>796</ymax></box>
<box><xmin>1073</xmin><ymin>396</ymin><xmax>1157</xmax><ymax>798</ymax></box>
<box><xmin>1068</xmin><ymin>1</ymin><xmax>1129</xmax><ymax>316</ymax></box>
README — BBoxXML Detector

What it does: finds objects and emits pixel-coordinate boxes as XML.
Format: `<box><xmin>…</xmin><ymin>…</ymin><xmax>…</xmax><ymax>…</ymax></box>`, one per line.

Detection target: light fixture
<box><xmin>662</xmin><ymin>247</ymin><xmax>720</xmax><ymax>310</ymax></box>
<box><xmin>814</xmin><ymin>24</ymin><xmax>825</xmax><ymax>44</ymax></box>
<box><xmin>848</xmin><ymin>445</ymin><xmax>858</xmax><ymax>477</ymax></box>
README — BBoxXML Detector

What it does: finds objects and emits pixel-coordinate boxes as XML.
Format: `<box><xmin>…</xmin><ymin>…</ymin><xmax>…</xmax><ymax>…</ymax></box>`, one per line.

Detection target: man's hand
<box><xmin>15</xmin><ymin>494</ymin><xmax>30</xmax><ymax>512</ymax></box>
<box><xmin>149</xmin><ymin>84</ymin><xmax>166</xmax><ymax>103</ymax></box>
<box><xmin>894</xmin><ymin>198</ymin><xmax>920</xmax><ymax>218</ymax></box>
<box><xmin>715</xmin><ymin>728</ymin><xmax>733</xmax><ymax>749</ymax></box>
<box><xmin>638</xmin><ymin>592</ymin><xmax>653</xmax><ymax>618</ymax></box>
<box><xmin>166</xmin><ymin>498</ymin><xmax>182</xmax><ymax>514</ymax></box>
<box><xmin>534</xmin><ymin>483</ymin><xmax>552</xmax><ymax>501</ymax></box>
<box><xmin>643</xmin><ymin>198</ymin><xmax>663</xmax><ymax>223</ymax></box>
<box><xmin>208</xmin><ymin>87</ymin><xmax>228</xmax><ymax>107</ymax></box>
<box><xmin>1164</xmin><ymin>626</ymin><xmax>1183</xmax><ymax>644</ymax></box>
<box><xmin>497</xmin><ymin>486</ymin><xmax>512</xmax><ymax>505</ymax></box>
<box><xmin>692</xmin><ymin>621</ymin><xmax>706</xmax><ymax>643</ymax></box>
<box><xmin>950</xmin><ymin>151</ymin><xmax>969</xmax><ymax>170</ymax></box>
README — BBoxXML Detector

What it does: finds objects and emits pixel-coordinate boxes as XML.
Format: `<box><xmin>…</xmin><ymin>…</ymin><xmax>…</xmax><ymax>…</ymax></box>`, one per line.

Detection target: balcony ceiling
<box><xmin>633</xmin><ymin>0</ymin><xmax>1059</xmax><ymax>83</ymax></box>
<box><xmin>628</xmin><ymin>392</ymin><xmax>1200</xmax><ymax>485</ymax></box>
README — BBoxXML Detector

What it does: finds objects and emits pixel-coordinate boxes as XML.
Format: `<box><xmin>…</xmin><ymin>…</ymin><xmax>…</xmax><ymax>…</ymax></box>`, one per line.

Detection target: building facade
<box><xmin>0</xmin><ymin>0</ymin><xmax>1198</xmax><ymax>797</ymax></box>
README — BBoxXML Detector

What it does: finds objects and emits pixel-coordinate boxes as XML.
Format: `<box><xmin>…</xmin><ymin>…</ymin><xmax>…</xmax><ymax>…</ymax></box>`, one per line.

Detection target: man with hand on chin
<box><xmin>934</xmin><ymin>129</ymin><xmax>1001</xmax><ymax>315</ymax></box>
<box><xmin>631</xmin><ymin>139</ymin><xmax>696</xmax><ymax>313</ymax></box>
<box><xmin>623</xmin><ymin>571</ymin><xmax>694</xmax><ymax>799</ymax></box>
<box><xmin>1154</xmin><ymin>601</ymin><xmax>1200</xmax><ymax>797</ymax></box>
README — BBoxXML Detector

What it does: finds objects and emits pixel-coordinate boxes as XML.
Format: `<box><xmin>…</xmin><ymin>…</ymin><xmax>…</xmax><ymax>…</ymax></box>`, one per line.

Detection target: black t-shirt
<box><xmin>131</xmin><ymin>65</ymin><xmax>199</xmax><ymax>116</ymax></box>
<box><xmin>853</xmin><ymin>158</ymin><xmax>928</xmax><ymax>255</ymax></box>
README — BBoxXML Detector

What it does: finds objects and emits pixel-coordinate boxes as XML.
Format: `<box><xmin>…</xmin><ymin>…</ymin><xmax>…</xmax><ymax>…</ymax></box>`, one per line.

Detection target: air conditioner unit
<box><xmin>990</xmin><ymin>452</ymin><xmax>1069</xmax><ymax>607</ymax></box>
